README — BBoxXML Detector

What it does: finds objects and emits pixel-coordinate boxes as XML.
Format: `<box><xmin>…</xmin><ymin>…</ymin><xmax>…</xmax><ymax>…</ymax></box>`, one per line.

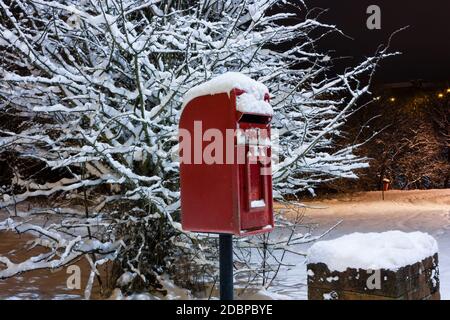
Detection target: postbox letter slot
<box><xmin>238</xmin><ymin>113</ymin><xmax>270</xmax><ymax>124</ymax></box>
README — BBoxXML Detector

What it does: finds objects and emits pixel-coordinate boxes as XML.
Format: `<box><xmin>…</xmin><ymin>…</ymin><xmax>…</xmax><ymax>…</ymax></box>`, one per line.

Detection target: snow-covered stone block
<box><xmin>307</xmin><ymin>231</ymin><xmax>440</xmax><ymax>300</ymax></box>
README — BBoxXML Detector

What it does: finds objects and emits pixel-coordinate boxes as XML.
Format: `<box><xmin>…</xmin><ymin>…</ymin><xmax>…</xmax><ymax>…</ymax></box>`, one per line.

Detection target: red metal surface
<box><xmin>179</xmin><ymin>88</ymin><xmax>274</xmax><ymax>236</ymax></box>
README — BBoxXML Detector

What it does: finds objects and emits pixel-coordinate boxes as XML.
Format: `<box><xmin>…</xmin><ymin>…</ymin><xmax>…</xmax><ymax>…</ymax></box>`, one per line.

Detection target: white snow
<box><xmin>239</xmin><ymin>287</ymin><xmax>292</xmax><ymax>300</ymax></box>
<box><xmin>116</xmin><ymin>272</ymin><xmax>136</xmax><ymax>287</ymax></box>
<box><xmin>326</xmin><ymin>276</ymin><xmax>339</xmax><ymax>282</ymax></box>
<box><xmin>251</xmin><ymin>199</ymin><xmax>266</xmax><ymax>208</ymax></box>
<box><xmin>323</xmin><ymin>291</ymin><xmax>337</xmax><ymax>300</ymax></box>
<box><xmin>307</xmin><ymin>230</ymin><xmax>438</xmax><ymax>272</ymax></box>
<box><xmin>182</xmin><ymin>72</ymin><xmax>273</xmax><ymax>115</ymax></box>
<box><xmin>236</xmin><ymin>92</ymin><xmax>272</xmax><ymax>116</ymax></box>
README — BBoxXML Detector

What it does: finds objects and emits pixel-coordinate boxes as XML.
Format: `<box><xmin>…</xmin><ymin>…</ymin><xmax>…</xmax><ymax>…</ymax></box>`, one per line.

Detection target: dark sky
<box><xmin>307</xmin><ymin>0</ymin><xmax>450</xmax><ymax>84</ymax></box>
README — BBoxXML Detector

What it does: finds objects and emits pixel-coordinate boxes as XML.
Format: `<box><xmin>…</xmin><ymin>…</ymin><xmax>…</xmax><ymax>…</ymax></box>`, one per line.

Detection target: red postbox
<box><xmin>382</xmin><ymin>178</ymin><xmax>391</xmax><ymax>191</ymax></box>
<box><xmin>179</xmin><ymin>73</ymin><xmax>274</xmax><ymax>236</ymax></box>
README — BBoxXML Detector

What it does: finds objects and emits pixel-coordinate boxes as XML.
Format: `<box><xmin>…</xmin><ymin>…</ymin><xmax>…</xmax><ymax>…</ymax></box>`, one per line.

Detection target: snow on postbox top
<box><xmin>182</xmin><ymin>72</ymin><xmax>273</xmax><ymax>116</ymax></box>
<box><xmin>307</xmin><ymin>231</ymin><xmax>438</xmax><ymax>272</ymax></box>
<box><xmin>179</xmin><ymin>72</ymin><xmax>274</xmax><ymax>236</ymax></box>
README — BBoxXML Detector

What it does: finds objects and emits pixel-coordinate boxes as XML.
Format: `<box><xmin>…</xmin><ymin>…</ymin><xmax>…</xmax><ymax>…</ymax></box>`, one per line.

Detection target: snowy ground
<box><xmin>272</xmin><ymin>189</ymin><xmax>450</xmax><ymax>299</ymax></box>
<box><xmin>0</xmin><ymin>189</ymin><xmax>449</xmax><ymax>299</ymax></box>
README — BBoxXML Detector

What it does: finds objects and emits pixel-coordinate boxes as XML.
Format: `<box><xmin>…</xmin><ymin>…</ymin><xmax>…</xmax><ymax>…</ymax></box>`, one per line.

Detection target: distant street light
<box><xmin>438</xmin><ymin>93</ymin><xmax>444</xmax><ymax>98</ymax></box>
<box><xmin>389</xmin><ymin>97</ymin><xmax>396</xmax><ymax>102</ymax></box>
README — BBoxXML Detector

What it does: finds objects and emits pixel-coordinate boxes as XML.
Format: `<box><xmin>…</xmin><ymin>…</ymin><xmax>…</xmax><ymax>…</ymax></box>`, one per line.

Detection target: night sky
<box><xmin>307</xmin><ymin>0</ymin><xmax>450</xmax><ymax>84</ymax></box>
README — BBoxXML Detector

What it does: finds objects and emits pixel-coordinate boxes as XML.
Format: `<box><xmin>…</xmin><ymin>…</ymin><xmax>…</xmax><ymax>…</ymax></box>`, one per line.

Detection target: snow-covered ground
<box><xmin>0</xmin><ymin>189</ymin><xmax>449</xmax><ymax>299</ymax></box>
<box><xmin>272</xmin><ymin>189</ymin><xmax>450</xmax><ymax>299</ymax></box>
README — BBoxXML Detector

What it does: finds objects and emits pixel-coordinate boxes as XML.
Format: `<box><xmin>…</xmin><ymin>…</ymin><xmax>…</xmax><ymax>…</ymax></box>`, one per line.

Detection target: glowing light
<box><xmin>447</xmin><ymin>88</ymin><xmax>450</xmax><ymax>93</ymax></box>
<box><xmin>438</xmin><ymin>93</ymin><xmax>444</xmax><ymax>98</ymax></box>
<box><xmin>389</xmin><ymin>97</ymin><xmax>396</xmax><ymax>102</ymax></box>
<box><xmin>373</xmin><ymin>96</ymin><xmax>381</xmax><ymax>101</ymax></box>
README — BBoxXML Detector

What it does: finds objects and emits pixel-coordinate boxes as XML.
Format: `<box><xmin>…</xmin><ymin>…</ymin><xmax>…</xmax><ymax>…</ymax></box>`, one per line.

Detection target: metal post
<box><xmin>219</xmin><ymin>234</ymin><xmax>233</xmax><ymax>300</ymax></box>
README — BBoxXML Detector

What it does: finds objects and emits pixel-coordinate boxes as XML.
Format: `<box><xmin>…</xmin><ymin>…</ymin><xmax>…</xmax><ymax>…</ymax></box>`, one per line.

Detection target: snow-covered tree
<box><xmin>0</xmin><ymin>0</ymin><xmax>391</xmax><ymax>296</ymax></box>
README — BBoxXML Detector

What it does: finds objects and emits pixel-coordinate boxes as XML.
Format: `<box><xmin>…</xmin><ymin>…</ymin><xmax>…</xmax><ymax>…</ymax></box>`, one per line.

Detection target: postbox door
<box><xmin>237</xmin><ymin>123</ymin><xmax>272</xmax><ymax>232</ymax></box>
